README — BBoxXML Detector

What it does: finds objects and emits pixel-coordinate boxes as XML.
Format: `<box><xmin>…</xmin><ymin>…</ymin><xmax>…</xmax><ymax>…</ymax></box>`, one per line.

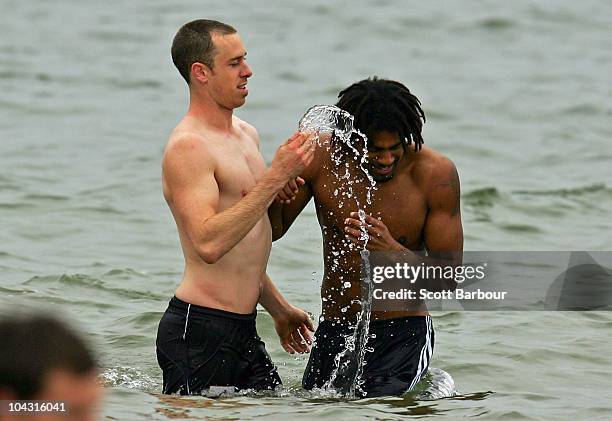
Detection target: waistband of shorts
<box><xmin>168</xmin><ymin>296</ymin><xmax>257</xmax><ymax>323</ymax></box>
<box><xmin>320</xmin><ymin>315</ymin><xmax>430</xmax><ymax>330</ymax></box>
<box><xmin>369</xmin><ymin>315</ymin><xmax>430</xmax><ymax>329</ymax></box>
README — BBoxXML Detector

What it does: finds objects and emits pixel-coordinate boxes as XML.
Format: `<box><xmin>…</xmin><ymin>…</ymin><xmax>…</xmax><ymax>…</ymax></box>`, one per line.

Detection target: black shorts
<box><xmin>156</xmin><ymin>296</ymin><xmax>281</xmax><ymax>395</ymax></box>
<box><xmin>302</xmin><ymin>315</ymin><xmax>434</xmax><ymax>397</ymax></box>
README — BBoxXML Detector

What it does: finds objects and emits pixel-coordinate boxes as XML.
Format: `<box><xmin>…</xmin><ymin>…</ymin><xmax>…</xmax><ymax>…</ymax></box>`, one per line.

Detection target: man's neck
<box><xmin>187</xmin><ymin>90</ymin><xmax>234</xmax><ymax>134</ymax></box>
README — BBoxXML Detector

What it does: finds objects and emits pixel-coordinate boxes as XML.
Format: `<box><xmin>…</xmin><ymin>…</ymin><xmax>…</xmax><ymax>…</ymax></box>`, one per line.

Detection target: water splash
<box><xmin>101</xmin><ymin>365</ymin><xmax>159</xmax><ymax>391</ymax></box>
<box><xmin>414</xmin><ymin>368</ymin><xmax>457</xmax><ymax>400</ymax></box>
<box><xmin>298</xmin><ymin>105</ymin><xmax>377</xmax><ymax>397</ymax></box>
<box><xmin>298</xmin><ymin>105</ymin><xmax>354</xmax><ymax>139</ymax></box>
<box><xmin>300</xmin><ymin>105</ymin><xmax>377</xmax><ymax>206</ymax></box>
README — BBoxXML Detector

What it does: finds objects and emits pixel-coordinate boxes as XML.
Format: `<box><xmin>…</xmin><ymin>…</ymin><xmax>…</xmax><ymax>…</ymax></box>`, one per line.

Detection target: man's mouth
<box><xmin>238</xmin><ymin>81</ymin><xmax>248</xmax><ymax>92</ymax></box>
<box><xmin>371</xmin><ymin>164</ymin><xmax>394</xmax><ymax>175</ymax></box>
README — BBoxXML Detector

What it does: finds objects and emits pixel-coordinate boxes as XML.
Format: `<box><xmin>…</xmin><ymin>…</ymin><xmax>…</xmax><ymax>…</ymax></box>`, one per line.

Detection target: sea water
<box><xmin>4</xmin><ymin>1</ymin><xmax>611</xmax><ymax>418</ymax></box>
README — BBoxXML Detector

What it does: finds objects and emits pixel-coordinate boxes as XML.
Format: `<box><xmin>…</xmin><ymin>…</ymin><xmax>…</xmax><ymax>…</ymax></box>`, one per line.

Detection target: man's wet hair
<box><xmin>336</xmin><ymin>77</ymin><xmax>426</xmax><ymax>151</ymax></box>
<box><xmin>0</xmin><ymin>314</ymin><xmax>97</xmax><ymax>399</ymax></box>
<box><xmin>172</xmin><ymin>19</ymin><xmax>237</xmax><ymax>84</ymax></box>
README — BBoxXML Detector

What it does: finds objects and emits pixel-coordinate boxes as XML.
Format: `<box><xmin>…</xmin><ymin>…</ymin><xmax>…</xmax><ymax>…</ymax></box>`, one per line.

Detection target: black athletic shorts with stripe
<box><xmin>156</xmin><ymin>296</ymin><xmax>281</xmax><ymax>395</ymax></box>
<box><xmin>302</xmin><ymin>315</ymin><xmax>434</xmax><ymax>397</ymax></box>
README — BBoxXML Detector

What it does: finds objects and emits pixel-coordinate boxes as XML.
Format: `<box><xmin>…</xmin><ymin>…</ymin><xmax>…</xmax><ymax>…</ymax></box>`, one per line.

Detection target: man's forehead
<box><xmin>212</xmin><ymin>33</ymin><xmax>246</xmax><ymax>59</ymax></box>
<box><xmin>371</xmin><ymin>131</ymin><xmax>401</xmax><ymax>145</ymax></box>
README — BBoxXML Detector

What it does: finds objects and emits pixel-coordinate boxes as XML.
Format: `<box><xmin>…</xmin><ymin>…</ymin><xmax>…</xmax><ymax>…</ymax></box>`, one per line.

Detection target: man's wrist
<box><xmin>266</xmin><ymin>301</ymin><xmax>292</xmax><ymax>320</ymax></box>
<box><xmin>264</xmin><ymin>168</ymin><xmax>289</xmax><ymax>191</ymax></box>
<box><xmin>390</xmin><ymin>241</ymin><xmax>408</xmax><ymax>253</ymax></box>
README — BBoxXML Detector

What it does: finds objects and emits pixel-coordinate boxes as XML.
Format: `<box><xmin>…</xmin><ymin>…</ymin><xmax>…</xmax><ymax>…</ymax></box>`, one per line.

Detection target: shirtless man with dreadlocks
<box><xmin>269</xmin><ymin>77</ymin><xmax>463</xmax><ymax>397</ymax></box>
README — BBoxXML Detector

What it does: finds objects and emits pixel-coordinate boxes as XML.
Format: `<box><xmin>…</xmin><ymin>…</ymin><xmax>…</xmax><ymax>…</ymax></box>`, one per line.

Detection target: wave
<box><xmin>22</xmin><ymin>193</ymin><xmax>70</xmax><ymax>201</ymax></box>
<box><xmin>463</xmin><ymin>183</ymin><xmax>611</xmax><ymax>206</ymax></box>
<box><xmin>477</xmin><ymin>17</ymin><xmax>515</xmax><ymax>30</ymax></box>
<box><xmin>512</xmin><ymin>183</ymin><xmax>610</xmax><ymax>197</ymax></box>
<box><xmin>463</xmin><ymin>187</ymin><xmax>500</xmax><ymax>207</ymax></box>
<box><xmin>23</xmin><ymin>273</ymin><xmax>165</xmax><ymax>301</ymax></box>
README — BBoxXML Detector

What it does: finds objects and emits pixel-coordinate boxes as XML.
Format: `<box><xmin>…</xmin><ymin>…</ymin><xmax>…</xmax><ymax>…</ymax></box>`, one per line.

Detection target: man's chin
<box><xmin>367</xmin><ymin>167</ymin><xmax>395</xmax><ymax>183</ymax></box>
<box><xmin>231</xmin><ymin>97</ymin><xmax>247</xmax><ymax>109</ymax></box>
<box><xmin>373</xmin><ymin>174</ymin><xmax>394</xmax><ymax>183</ymax></box>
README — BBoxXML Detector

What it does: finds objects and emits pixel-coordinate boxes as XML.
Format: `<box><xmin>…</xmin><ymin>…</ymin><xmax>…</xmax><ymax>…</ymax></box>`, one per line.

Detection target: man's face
<box><xmin>27</xmin><ymin>369</ymin><xmax>103</xmax><ymax>421</ymax></box>
<box><xmin>206</xmin><ymin>33</ymin><xmax>252</xmax><ymax>110</ymax></box>
<box><xmin>364</xmin><ymin>131</ymin><xmax>405</xmax><ymax>182</ymax></box>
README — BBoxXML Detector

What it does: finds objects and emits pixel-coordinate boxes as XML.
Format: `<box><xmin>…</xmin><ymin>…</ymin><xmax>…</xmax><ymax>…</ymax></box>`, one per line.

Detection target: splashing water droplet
<box><xmin>299</xmin><ymin>105</ymin><xmax>354</xmax><ymax>141</ymax></box>
<box><xmin>298</xmin><ymin>104</ymin><xmax>378</xmax><ymax>398</ymax></box>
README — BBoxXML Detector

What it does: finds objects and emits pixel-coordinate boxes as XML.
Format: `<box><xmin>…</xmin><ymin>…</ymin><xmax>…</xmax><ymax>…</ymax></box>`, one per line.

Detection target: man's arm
<box><xmin>422</xmin><ymin>157</ymin><xmax>463</xmax><ymax>261</ymax></box>
<box><xmin>268</xmin><ymin>137</ymin><xmax>323</xmax><ymax>241</ymax></box>
<box><xmin>163</xmin><ymin>132</ymin><xmax>314</xmax><ymax>264</ymax></box>
<box><xmin>398</xmin><ymin>157</ymin><xmax>464</xmax><ymax>289</ymax></box>
<box><xmin>269</xmin><ymin>181</ymin><xmax>314</xmax><ymax>241</ymax></box>
<box><xmin>258</xmin><ymin>273</ymin><xmax>314</xmax><ymax>354</ymax></box>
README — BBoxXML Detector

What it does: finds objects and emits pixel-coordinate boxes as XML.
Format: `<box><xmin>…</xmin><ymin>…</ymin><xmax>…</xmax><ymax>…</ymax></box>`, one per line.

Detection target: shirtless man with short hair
<box><xmin>156</xmin><ymin>19</ymin><xmax>315</xmax><ymax>395</ymax></box>
<box><xmin>270</xmin><ymin>77</ymin><xmax>464</xmax><ymax>397</ymax></box>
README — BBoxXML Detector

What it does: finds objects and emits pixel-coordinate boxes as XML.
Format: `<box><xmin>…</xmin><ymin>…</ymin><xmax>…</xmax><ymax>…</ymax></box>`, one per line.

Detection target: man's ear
<box><xmin>190</xmin><ymin>62</ymin><xmax>211</xmax><ymax>84</ymax></box>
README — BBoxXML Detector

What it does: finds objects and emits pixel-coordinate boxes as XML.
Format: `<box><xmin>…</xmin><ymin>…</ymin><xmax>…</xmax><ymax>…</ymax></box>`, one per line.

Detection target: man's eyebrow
<box><xmin>228</xmin><ymin>52</ymin><xmax>247</xmax><ymax>62</ymax></box>
<box><xmin>370</xmin><ymin>141</ymin><xmax>404</xmax><ymax>150</ymax></box>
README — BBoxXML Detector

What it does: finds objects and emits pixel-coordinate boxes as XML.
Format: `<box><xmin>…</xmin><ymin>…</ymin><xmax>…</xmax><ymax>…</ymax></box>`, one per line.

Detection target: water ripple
<box><xmin>478</xmin><ymin>17</ymin><xmax>516</xmax><ymax>30</ymax></box>
<box><xmin>463</xmin><ymin>187</ymin><xmax>500</xmax><ymax>207</ymax></box>
<box><xmin>23</xmin><ymin>274</ymin><xmax>165</xmax><ymax>301</ymax></box>
<box><xmin>513</xmin><ymin>183</ymin><xmax>610</xmax><ymax>197</ymax></box>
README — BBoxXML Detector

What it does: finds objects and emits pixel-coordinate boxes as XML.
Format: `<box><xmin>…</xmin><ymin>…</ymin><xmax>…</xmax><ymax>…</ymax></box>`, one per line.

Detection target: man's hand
<box><xmin>344</xmin><ymin>212</ymin><xmax>405</xmax><ymax>251</ymax></box>
<box><xmin>269</xmin><ymin>132</ymin><xmax>316</xmax><ymax>184</ymax></box>
<box><xmin>273</xmin><ymin>305</ymin><xmax>315</xmax><ymax>354</ymax></box>
<box><xmin>275</xmin><ymin>177</ymin><xmax>305</xmax><ymax>204</ymax></box>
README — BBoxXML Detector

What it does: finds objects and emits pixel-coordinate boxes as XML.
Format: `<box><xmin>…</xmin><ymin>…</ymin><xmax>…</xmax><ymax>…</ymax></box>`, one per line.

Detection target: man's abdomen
<box><xmin>177</xmin><ymin>222</ymin><xmax>271</xmax><ymax>314</ymax></box>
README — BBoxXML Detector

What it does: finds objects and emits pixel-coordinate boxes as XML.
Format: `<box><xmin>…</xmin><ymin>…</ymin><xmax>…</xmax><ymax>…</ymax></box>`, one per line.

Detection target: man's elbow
<box><xmin>196</xmin><ymin>242</ymin><xmax>224</xmax><ymax>264</ymax></box>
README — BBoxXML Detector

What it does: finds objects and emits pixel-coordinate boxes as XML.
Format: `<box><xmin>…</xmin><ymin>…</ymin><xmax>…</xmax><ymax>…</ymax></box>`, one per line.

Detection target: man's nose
<box><xmin>241</xmin><ymin>61</ymin><xmax>253</xmax><ymax>78</ymax></box>
<box><xmin>377</xmin><ymin>152</ymin><xmax>394</xmax><ymax>165</ymax></box>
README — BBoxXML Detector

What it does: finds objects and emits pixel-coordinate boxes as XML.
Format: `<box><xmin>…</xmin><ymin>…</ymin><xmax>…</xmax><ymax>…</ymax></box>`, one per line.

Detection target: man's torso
<box><xmin>309</xmin><ymin>145</ymin><xmax>443</xmax><ymax>321</ymax></box>
<box><xmin>163</xmin><ymin>116</ymin><xmax>271</xmax><ymax>313</ymax></box>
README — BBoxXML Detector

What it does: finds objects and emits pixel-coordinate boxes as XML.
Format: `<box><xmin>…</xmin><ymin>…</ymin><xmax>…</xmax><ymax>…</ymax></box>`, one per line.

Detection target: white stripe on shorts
<box><xmin>182</xmin><ymin>304</ymin><xmax>191</xmax><ymax>341</ymax></box>
<box><xmin>182</xmin><ymin>303</ymin><xmax>192</xmax><ymax>395</ymax></box>
<box><xmin>408</xmin><ymin>315</ymin><xmax>433</xmax><ymax>391</ymax></box>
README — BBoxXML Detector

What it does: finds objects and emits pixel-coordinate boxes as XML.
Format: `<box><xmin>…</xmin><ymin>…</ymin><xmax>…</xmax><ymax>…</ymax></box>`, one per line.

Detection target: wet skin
<box><xmin>270</xmin><ymin>131</ymin><xmax>463</xmax><ymax>322</ymax></box>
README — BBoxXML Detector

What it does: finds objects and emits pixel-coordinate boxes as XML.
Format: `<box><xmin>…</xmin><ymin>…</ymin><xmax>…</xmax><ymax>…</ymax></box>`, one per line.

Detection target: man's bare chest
<box><xmin>313</xmin><ymin>173</ymin><xmax>428</xmax><ymax>248</ymax></box>
<box><xmin>213</xmin><ymin>142</ymin><xmax>267</xmax><ymax>202</ymax></box>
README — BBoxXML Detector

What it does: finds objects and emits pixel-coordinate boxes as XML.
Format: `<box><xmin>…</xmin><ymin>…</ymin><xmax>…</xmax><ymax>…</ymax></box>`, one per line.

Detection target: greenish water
<box><xmin>1</xmin><ymin>0</ymin><xmax>611</xmax><ymax>419</ymax></box>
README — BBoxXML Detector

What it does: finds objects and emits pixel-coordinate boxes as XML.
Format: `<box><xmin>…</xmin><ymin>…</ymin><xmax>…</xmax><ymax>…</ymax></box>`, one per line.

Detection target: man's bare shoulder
<box><xmin>295</xmin><ymin>134</ymin><xmax>332</xmax><ymax>184</ymax></box>
<box><xmin>411</xmin><ymin>146</ymin><xmax>460</xmax><ymax>212</ymax></box>
<box><xmin>164</xmin><ymin>129</ymin><xmax>208</xmax><ymax>158</ymax></box>
<box><xmin>233</xmin><ymin>116</ymin><xmax>260</xmax><ymax>146</ymax></box>
<box><xmin>412</xmin><ymin>146</ymin><xmax>458</xmax><ymax>187</ymax></box>
<box><xmin>163</xmin><ymin>129</ymin><xmax>216</xmax><ymax>178</ymax></box>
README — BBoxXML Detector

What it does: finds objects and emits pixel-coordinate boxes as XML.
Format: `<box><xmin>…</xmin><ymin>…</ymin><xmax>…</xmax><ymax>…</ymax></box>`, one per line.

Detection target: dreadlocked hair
<box><xmin>336</xmin><ymin>77</ymin><xmax>426</xmax><ymax>152</ymax></box>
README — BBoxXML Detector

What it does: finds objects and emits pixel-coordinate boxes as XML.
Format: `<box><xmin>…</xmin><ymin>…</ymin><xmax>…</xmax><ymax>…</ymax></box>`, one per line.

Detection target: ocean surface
<box><xmin>1</xmin><ymin>0</ymin><xmax>611</xmax><ymax>419</ymax></box>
